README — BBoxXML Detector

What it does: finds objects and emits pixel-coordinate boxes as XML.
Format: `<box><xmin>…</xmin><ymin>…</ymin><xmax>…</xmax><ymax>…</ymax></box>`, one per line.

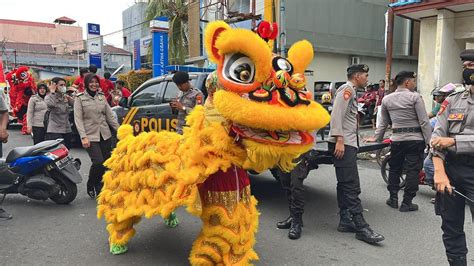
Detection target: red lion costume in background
<box><xmin>10</xmin><ymin>66</ymin><xmax>36</xmax><ymax>134</ymax></box>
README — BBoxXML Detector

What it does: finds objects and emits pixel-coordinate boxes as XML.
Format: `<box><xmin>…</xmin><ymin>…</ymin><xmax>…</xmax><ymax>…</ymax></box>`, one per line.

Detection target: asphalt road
<box><xmin>0</xmin><ymin>128</ymin><xmax>472</xmax><ymax>265</ymax></box>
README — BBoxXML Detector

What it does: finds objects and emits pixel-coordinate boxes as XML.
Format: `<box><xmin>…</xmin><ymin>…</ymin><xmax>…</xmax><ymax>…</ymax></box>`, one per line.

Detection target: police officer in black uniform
<box><xmin>328</xmin><ymin>64</ymin><xmax>384</xmax><ymax>244</ymax></box>
<box><xmin>431</xmin><ymin>49</ymin><xmax>474</xmax><ymax>266</ymax></box>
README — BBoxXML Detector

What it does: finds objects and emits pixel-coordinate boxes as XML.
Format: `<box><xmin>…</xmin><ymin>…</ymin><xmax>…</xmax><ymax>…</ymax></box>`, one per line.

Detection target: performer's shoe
<box><xmin>337</xmin><ymin>209</ymin><xmax>356</xmax><ymax>233</ymax></box>
<box><xmin>110</xmin><ymin>244</ymin><xmax>128</xmax><ymax>255</ymax></box>
<box><xmin>276</xmin><ymin>216</ymin><xmax>292</xmax><ymax>229</ymax></box>
<box><xmin>399</xmin><ymin>202</ymin><xmax>418</xmax><ymax>212</ymax></box>
<box><xmin>288</xmin><ymin>215</ymin><xmax>302</xmax><ymax>240</ymax></box>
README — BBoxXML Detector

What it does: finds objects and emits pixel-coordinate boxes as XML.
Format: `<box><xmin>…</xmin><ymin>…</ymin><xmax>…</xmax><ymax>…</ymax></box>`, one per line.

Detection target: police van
<box><xmin>112</xmin><ymin>73</ymin><xmax>209</xmax><ymax>135</ymax></box>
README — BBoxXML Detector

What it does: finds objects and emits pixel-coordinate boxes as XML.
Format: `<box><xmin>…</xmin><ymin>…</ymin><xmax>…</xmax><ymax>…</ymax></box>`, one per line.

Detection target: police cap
<box><xmin>172</xmin><ymin>71</ymin><xmax>190</xmax><ymax>85</ymax></box>
<box><xmin>460</xmin><ymin>49</ymin><xmax>474</xmax><ymax>62</ymax></box>
<box><xmin>347</xmin><ymin>64</ymin><xmax>369</xmax><ymax>75</ymax></box>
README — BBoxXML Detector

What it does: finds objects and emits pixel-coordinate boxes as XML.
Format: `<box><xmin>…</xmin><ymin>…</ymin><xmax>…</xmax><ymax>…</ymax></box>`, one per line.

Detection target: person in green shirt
<box><xmin>428</xmin><ymin>89</ymin><xmax>445</xmax><ymax>119</ymax></box>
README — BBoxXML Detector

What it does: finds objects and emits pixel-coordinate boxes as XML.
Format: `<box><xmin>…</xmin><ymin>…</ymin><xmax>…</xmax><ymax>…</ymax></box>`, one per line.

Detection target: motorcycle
<box><xmin>357</xmin><ymin>102</ymin><xmax>374</xmax><ymax>127</ymax></box>
<box><xmin>0</xmin><ymin>139</ymin><xmax>82</xmax><ymax>205</ymax></box>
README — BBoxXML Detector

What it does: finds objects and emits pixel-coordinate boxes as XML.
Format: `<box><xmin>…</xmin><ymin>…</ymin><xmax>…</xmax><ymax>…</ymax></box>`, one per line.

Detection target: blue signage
<box><xmin>151</xmin><ymin>17</ymin><xmax>169</xmax><ymax>77</ymax></box>
<box><xmin>90</xmin><ymin>54</ymin><xmax>102</xmax><ymax>68</ymax></box>
<box><xmin>87</xmin><ymin>23</ymin><xmax>101</xmax><ymax>68</ymax></box>
<box><xmin>87</xmin><ymin>23</ymin><xmax>100</xmax><ymax>35</ymax></box>
<box><xmin>134</xmin><ymin>39</ymin><xmax>141</xmax><ymax>70</ymax></box>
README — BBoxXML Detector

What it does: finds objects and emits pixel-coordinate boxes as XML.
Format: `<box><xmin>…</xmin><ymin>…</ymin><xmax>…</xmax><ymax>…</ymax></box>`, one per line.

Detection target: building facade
<box><xmin>393</xmin><ymin>0</ymin><xmax>474</xmax><ymax>108</ymax></box>
<box><xmin>283</xmin><ymin>0</ymin><xmax>419</xmax><ymax>89</ymax></box>
<box><xmin>0</xmin><ymin>18</ymin><xmax>83</xmax><ymax>53</ymax></box>
<box><xmin>122</xmin><ymin>1</ymin><xmax>150</xmax><ymax>54</ymax></box>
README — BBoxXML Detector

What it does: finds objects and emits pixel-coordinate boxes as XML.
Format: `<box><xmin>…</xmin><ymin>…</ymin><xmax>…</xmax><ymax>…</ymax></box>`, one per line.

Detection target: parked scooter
<box><xmin>0</xmin><ymin>139</ymin><xmax>82</xmax><ymax>205</ymax></box>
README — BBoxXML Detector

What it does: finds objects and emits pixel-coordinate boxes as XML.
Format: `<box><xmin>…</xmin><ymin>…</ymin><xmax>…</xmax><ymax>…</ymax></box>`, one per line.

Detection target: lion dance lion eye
<box><xmin>224</xmin><ymin>53</ymin><xmax>255</xmax><ymax>84</ymax></box>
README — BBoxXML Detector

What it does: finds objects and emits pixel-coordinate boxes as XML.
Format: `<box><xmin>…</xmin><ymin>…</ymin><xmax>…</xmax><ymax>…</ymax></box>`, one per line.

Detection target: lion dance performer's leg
<box><xmin>106</xmin><ymin>216</ymin><xmax>141</xmax><ymax>255</ymax></box>
<box><xmin>190</xmin><ymin>167</ymin><xmax>259</xmax><ymax>265</ymax></box>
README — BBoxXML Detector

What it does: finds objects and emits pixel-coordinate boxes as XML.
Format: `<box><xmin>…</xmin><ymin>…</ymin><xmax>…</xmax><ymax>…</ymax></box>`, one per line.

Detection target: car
<box><xmin>112</xmin><ymin>72</ymin><xmax>209</xmax><ymax>135</ymax></box>
<box><xmin>313</xmin><ymin>81</ymin><xmax>346</xmax><ymax>105</ymax></box>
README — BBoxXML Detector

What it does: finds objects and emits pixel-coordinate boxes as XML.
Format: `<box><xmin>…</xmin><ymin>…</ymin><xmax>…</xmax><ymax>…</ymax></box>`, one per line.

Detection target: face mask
<box><xmin>462</xmin><ymin>68</ymin><xmax>474</xmax><ymax>85</ymax></box>
<box><xmin>58</xmin><ymin>85</ymin><xmax>67</xmax><ymax>94</ymax></box>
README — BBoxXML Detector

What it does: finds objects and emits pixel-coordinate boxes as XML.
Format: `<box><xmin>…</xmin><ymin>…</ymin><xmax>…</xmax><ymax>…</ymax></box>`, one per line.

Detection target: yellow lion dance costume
<box><xmin>97</xmin><ymin>21</ymin><xmax>330</xmax><ymax>265</ymax></box>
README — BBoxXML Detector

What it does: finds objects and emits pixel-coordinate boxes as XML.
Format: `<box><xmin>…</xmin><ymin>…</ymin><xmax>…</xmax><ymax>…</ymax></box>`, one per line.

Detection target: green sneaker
<box><xmin>164</xmin><ymin>212</ymin><xmax>179</xmax><ymax>228</ymax></box>
<box><xmin>110</xmin><ymin>244</ymin><xmax>128</xmax><ymax>255</ymax></box>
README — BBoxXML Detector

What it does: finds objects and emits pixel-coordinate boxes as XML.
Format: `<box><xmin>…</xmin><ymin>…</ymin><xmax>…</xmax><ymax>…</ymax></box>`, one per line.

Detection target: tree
<box><xmin>145</xmin><ymin>0</ymin><xmax>188</xmax><ymax>65</ymax></box>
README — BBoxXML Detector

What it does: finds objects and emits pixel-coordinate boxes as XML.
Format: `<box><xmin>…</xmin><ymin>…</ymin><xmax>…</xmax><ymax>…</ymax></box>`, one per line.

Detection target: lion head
<box><xmin>204</xmin><ymin>21</ymin><xmax>330</xmax><ymax>172</ymax></box>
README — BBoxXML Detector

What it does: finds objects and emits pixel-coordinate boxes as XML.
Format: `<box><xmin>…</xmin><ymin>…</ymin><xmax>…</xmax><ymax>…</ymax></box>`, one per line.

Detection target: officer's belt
<box><xmin>447</xmin><ymin>154</ymin><xmax>474</xmax><ymax>166</ymax></box>
<box><xmin>392</xmin><ymin>127</ymin><xmax>421</xmax><ymax>133</ymax></box>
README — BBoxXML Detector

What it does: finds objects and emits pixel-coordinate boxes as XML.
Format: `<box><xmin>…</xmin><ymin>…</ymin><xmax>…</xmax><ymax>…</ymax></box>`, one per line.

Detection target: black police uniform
<box><xmin>327</xmin><ymin>64</ymin><xmax>384</xmax><ymax>244</ymax></box>
<box><xmin>431</xmin><ymin>49</ymin><xmax>474</xmax><ymax>266</ymax></box>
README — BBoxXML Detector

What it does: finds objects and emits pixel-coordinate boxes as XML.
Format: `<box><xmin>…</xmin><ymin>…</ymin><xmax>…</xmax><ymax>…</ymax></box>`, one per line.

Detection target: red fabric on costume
<box><xmin>13</xmin><ymin>67</ymin><xmax>35</xmax><ymax>120</ymax></box>
<box><xmin>199</xmin><ymin>166</ymin><xmax>250</xmax><ymax>192</ymax></box>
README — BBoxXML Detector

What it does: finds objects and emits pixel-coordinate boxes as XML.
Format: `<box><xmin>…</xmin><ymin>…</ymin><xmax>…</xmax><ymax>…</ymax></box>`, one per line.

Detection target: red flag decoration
<box><xmin>0</xmin><ymin>55</ymin><xmax>6</xmax><ymax>88</ymax></box>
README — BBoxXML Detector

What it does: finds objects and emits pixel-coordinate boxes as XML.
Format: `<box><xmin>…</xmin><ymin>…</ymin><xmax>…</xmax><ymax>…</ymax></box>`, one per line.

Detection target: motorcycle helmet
<box><xmin>438</xmin><ymin>83</ymin><xmax>456</xmax><ymax>95</ymax></box>
<box><xmin>431</xmin><ymin>88</ymin><xmax>441</xmax><ymax>96</ymax></box>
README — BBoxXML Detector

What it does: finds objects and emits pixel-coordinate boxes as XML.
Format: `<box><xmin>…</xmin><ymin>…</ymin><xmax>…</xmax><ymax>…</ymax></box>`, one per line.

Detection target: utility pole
<box><xmin>279</xmin><ymin>0</ymin><xmax>286</xmax><ymax>57</ymax></box>
<box><xmin>385</xmin><ymin>0</ymin><xmax>395</xmax><ymax>91</ymax></box>
<box><xmin>251</xmin><ymin>0</ymin><xmax>256</xmax><ymax>28</ymax></box>
<box><xmin>100</xmin><ymin>35</ymin><xmax>105</xmax><ymax>75</ymax></box>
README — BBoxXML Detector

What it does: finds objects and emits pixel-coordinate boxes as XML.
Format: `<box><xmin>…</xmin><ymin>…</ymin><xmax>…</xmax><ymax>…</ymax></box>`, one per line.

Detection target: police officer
<box><xmin>74</xmin><ymin>74</ymin><xmax>120</xmax><ymax>198</ymax></box>
<box><xmin>328</xmin><ymin>64</ymin><xmax>384</xmax><ymax>244</ymax></box>
<box><xmin>170</xmin><ymin>71</ymin><xmax>204</xmax><ymax>134</ymax></box>
<box><xmin>367</xmin><ymin>71</ymin><xmax>431</xmax><ymax>212</ymax></box>
<box><xmin>45</xmin><ymin>77</ymin><xmax>74</xmax><ymax>148</ymax></box>
<box><xmin>431</xmin><ymin>49</ymin><xmax>474</xmax><ymax>266</ymax></box>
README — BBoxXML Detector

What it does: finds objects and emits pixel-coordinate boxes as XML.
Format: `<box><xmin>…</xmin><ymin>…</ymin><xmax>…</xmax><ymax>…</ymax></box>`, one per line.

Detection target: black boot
<box><xmin>447</xmin><ymin>256</ymin><xmax>467</xmax><ymax>266</ymax></box>
<box><xmin>399</xmin><ymin>200</ymin><xmax>418</xmax><ymax>212</ymax></box>
<box><xmin>352</xmin><ymin>214</ymin><xmax>384</xmax><ymax>244</ymax></box>
<box><xmin>87</xmin><ymin>165</ymin><xmax>101</xmax><ymax>199</ymax></box>
<box><xmin>276</xmin><ymin>216</ymin><xmax>292</xmax><ymax>229</ymax></box>
<box><xmin>386</xmin><ymin>192</ymin><xmax>398</xmax><ymax>209</ymax></box>
<box><xmin>337</xmin><ymin>209</ymin><xmax>357</xmax><ymax>233</ymax></box>
<box><xmin>0</xmin><ymin>207</ymin><xmax>12</xmax><ymax>220</ymax></box>
<box><xmin>288</xmin><ymin>214</ymin><xmax>302</xmax><ymax>240</ymax></box>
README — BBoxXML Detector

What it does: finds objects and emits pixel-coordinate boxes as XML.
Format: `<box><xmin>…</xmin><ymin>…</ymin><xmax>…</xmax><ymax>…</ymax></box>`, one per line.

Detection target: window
<box><xmin>130</xmin><ymin>83</ymin><xmax>161</xmax><ymax>107</ymax></box>
<box><xmin>123</xmin><ymin>36</ymin><xmax>128</xmax><ymax>46</ymax></box>
<box><xmin>163</xmin><ymin>81</ymin><xmax>180</xmax><ymax>103</ymax></box>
